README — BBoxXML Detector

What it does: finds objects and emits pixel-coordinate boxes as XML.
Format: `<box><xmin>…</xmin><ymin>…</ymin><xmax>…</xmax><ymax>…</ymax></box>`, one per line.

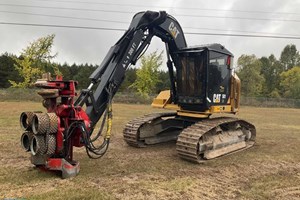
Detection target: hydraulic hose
<box><xmin>66</xmin><ymin>84</ymin><xmax>114</xmax><ymax>159</ymax></box>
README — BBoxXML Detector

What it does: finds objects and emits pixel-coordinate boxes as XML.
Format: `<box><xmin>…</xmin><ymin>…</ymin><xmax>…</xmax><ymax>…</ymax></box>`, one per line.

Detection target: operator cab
<box><xmin>174</xmin><ymin>43</ymin><xmax>234</xmax><ymax>111</ymax></box>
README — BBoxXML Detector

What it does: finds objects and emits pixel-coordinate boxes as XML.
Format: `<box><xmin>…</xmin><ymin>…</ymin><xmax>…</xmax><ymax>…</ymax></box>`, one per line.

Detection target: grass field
<box><xmin>0</xmin><ymin>102</ymin><xmax>299</xmax><ymax>200</ymax></box>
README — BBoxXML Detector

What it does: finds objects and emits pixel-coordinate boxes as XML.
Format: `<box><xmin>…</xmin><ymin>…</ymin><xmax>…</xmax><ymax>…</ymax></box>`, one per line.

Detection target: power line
<box><xmin>2</xmin><ymin>3</ymin><xmax>300</xmax><ymax>23</ymax></box>
<box><xmin>184</xmin><ymin>26</ymin><xmax>300</xmax><ymax>37</ymax></box>
<box><xmin>21</xmin><ymin>0</ymin><xmax>300</xmax><ymax>16</ymax></box>
<box><xmin>186</xmin><ymin>31</ymin><xmax>300</xmax><ymax>39</ymax></box>
<box><xmin>0</xmin><ymin>21</ymin><xmax>126</xmax><ymax>31</ymax></box>
<box><xmin>177</xmin><ymin>14</ymin><xmax>300</xmax><ymax>23</ymax></box>
<box><xmin>0</xmin><ymin>3</ymin><xmax>134</xmax><ymax>14</ymax></box>
<box><xmin>2</xmin><ymin>21</ymin><xmax>300</xmax><ymax>40</ymax></box>
<box><xmin>2</xmin><ymin>10</ymin><xmax>299</xmax><ymax>37</ymax></box>
<box><xmin>0</xmin><ymin>10</ymin><xmax>128</xmax><ymax>24</ymax></box>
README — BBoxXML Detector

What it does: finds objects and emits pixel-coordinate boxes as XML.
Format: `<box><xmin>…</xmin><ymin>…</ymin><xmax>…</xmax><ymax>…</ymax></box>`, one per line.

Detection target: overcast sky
<box><xmin>1</xmin><ymin>0</ymin><xmax>300</xmax><ymax>70</ymax></box>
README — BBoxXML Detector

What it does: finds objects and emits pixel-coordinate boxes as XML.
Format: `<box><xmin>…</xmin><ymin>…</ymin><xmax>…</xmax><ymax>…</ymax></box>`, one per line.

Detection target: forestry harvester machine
<box><xmin>19</xmin><ymin>11</ymin><xmax>256</xmax><ymax>178</ymax></box>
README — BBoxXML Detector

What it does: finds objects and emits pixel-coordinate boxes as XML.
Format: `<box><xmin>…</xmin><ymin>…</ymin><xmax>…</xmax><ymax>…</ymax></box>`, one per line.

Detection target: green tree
<box><xmin>280</xmin><ymin>66</ymin><xmax>300</xmax><ymax>98</ymax></box>
<box><xmin>260</xmin><ymin>54</ymin><xmax>283</xmax><ymax>97</ymax></box>
<box><xmin>0</xmin><ymin>53</ymin><xmax>21</xmax><ymax>88</ymax></box>
<box><xmin>280</xmin><ymin>44</ymin><xmax>300</xmax><ymax>70</ymax></box>
<box><xmin>58</xmin><ymin>62</ymin><xmax>72</xmax><ymax>80</ymax></box>
<box><xmin>9</xmin><ymin>34</ymin><xmax>58</xmax><ymax>88</ymax></box>
<box><xmin>156</xmin><ymin>70</ymin><xmax>170</xmax><ymax>93</ymax></box>
<box><xmin>131</xmin><ymin>51</ymin><xmax>163</xmax><ymax>97</ymax></box>
<box><xmin>119</xmin><ymin>68</ymin><xmax>137</xmax><ymax>92</ymax></box>
<box><xmin>237</xmin><ymin>54</ymin><xmax>264</xmax><ymax>97</ymax></box>
<box><xmin>73</xmin><ymin>63</ymin><xmax>96</xmax><ymax>89</ymax></box>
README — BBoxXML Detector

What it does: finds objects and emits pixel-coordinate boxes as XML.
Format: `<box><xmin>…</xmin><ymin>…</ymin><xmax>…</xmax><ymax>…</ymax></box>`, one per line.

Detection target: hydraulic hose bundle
<box><xmin>84</xmin><ymin>85</ymin><xmax>113</xmax><ymax>158</ymax></box>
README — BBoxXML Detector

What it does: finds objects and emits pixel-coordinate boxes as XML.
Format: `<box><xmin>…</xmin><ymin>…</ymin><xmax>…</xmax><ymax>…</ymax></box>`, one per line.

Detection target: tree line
<box><xmin>0</xmin><ymin>52</ymin><xmax>171</xmax><ymax>92</ymax></box>
<box><xmin>237</xmin><ymin>44</ymin><xmax>300</xmax><ymax>99</ymax></box>
<box><xmin>0</xmin><ymin>34</ymin><xmax>299</xmax><ymax>99</ymax></box>
<box><xmin>0</xmin><ymin>35</ymin><xmax>170</xmax><ymax>95</ymax></box>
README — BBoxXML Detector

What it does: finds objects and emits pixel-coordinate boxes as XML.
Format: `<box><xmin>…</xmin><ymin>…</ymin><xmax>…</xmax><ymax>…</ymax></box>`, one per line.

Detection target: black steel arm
<box><xmin>75</xmin><ymin>10</ymin><xmax>187</xmax><ymax>128</ymax></box>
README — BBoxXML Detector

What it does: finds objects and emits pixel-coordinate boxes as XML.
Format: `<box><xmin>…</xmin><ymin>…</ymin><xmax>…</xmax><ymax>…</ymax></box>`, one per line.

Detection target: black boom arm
<box><xmin>75</xmin><ymin>10</ymin><xmax>187</xmax><ymax>129</ymax></box>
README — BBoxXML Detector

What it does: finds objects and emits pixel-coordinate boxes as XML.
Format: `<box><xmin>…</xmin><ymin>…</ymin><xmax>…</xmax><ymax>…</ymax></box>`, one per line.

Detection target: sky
<box><xmin>1</xmin><ymin>0</ymin><xmax>300</xmax><ymax>70</ymax></box>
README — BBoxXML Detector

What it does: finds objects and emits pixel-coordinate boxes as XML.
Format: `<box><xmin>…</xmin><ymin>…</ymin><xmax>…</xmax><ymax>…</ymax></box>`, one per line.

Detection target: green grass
<box><xmin>31</xmin><ymin>188</ymin><xmax>113</xmax><ymax>200</ymax></box>
<box><xmin>241</xmin><ymin>172</ymin><xmax>300</xmax><ymax>200</ymax></box>
<box><xmin>0</xmin><ymin>102</ymin><xmax>300</xmax><ymax>199</ymax></box>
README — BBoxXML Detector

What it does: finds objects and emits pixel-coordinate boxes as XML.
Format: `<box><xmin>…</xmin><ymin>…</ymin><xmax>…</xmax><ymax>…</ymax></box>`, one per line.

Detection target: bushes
<box><xmin>0</xmin><ymin>89</ymin><xmax>155</xmax><ymax>104</ymax></box>
<box><xmin>1</xmin><ymin>89</ymin><xmax>299</xmax><ymax>108</ymax></box>
<box><xmin>240</xmin><ymin>96</ymin><xmax>300</xmax><ymax>108</ymax></box>
<box><xmin>0</xmin><ymin>88</ymin><xmax>41</xmax><ymax>102</ymax></box>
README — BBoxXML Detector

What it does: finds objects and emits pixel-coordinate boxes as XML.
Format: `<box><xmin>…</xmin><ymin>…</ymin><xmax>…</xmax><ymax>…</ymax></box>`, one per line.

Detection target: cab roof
<box><xmin>177</xmin><ymin>43</ymin><xmax>234</xmax><ymax>57</ymax></box>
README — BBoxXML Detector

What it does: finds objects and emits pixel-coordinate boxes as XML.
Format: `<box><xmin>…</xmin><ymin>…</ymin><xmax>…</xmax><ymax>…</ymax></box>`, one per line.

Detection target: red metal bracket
<box><xmin>46</xmin><ymin>158</ymin><xmax>80</xmax><ymax>179</ymax></box>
